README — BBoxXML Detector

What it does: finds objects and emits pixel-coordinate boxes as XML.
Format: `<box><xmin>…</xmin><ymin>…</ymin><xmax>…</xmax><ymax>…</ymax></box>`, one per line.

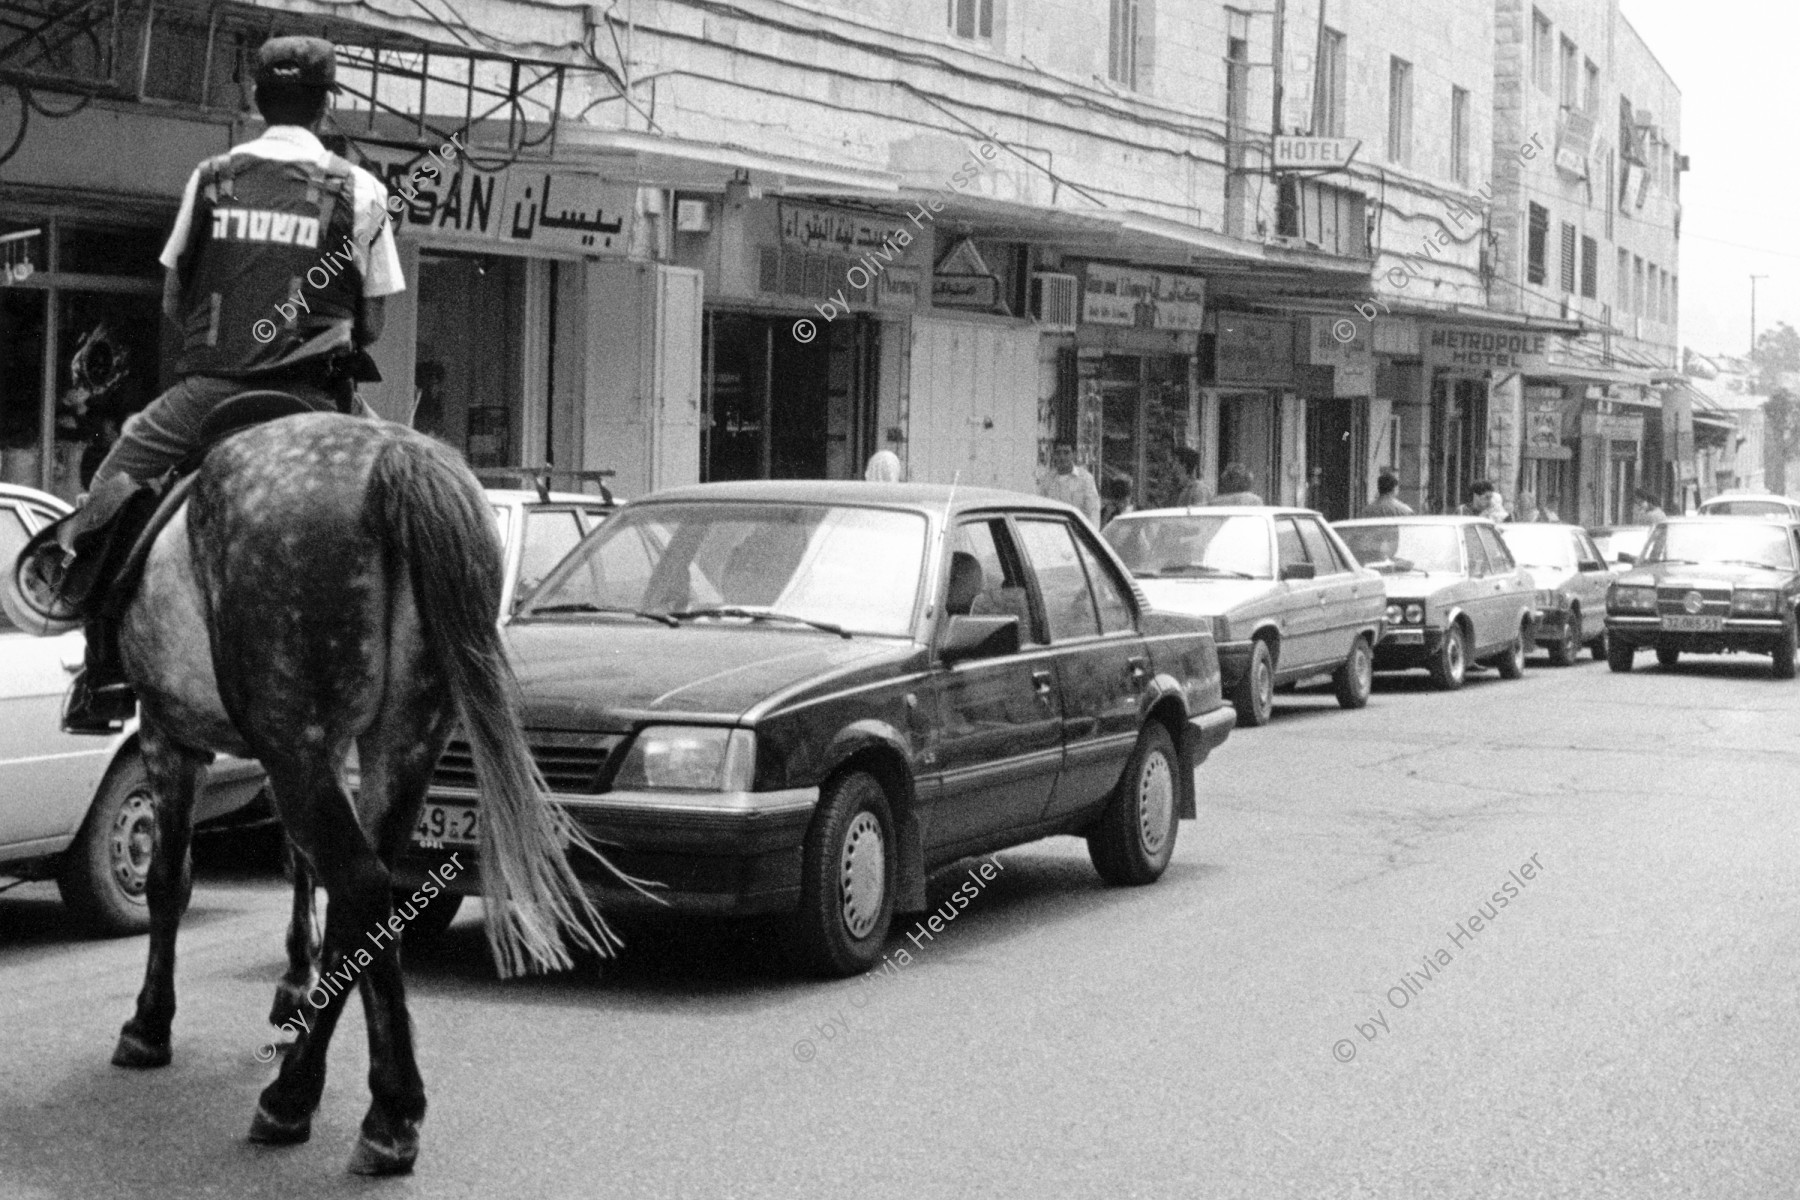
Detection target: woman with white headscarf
<box><xmin>864</xmin><ymin>450</ymin><xmax>903</xmax><ymax>482</ymax></box>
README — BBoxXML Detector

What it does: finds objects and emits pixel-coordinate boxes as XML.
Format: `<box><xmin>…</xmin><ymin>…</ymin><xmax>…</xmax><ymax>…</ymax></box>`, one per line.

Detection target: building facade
<box><xmin>0</xmin><ymin>0</ymin><xmax>1689</xmax><ymax>524</ymax></box>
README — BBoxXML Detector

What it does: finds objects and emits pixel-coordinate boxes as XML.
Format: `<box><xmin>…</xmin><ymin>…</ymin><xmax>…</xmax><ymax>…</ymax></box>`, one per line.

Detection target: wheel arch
<box><xmin>1144</xmin><ymin>694</ymin><xmax>1196</xmax><ymax>820</ymax></box>
<box><xmin>818</xmin><ymin>726</ymin><xmax>924</xmax><ymax>913</ymax></box>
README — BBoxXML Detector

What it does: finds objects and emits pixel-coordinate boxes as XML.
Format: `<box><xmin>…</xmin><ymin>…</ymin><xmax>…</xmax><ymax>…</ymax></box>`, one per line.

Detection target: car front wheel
<box><xmin>58</xmin><ymin>754</ymin><xmax>163</xmax><ymax>935</ymax></box>
<box><xmin>1495</xmin><ymin>621</ymin><xmax>1528</xmax><ymax>680</ymax></box>
<box><xmin>1333</xmin><ymin>636</ymin><xmax>1373</xmax><ymax>709</ymax></box>
<box><xmin>790</xmin><ymin>770</ymin><xmax>895</xmax><ymax>977</ymax></box>
<box><xmin>1233</xmin><ymin>640</ymin><xmax>1275</xmax><ymax>726</ymax></box>
<box><xmin>1589</xmin><ymin>629</ymin><xmax>1609</xmax><ymax>661</ymax></box>
<box><xmin>1774</xmin><ymin>620</ymin><xmax>1798</xmax><ymax>680</ymax></box>
<box><xmin>1428</xmin><ymin>623</ymin><xmax>1467</xmax><ymax>690</ymax></box>
<box><xmin>1607</xmin><ymin>638</ymin><xmax>1635</xmax><ymax>673</ymax></box>
<box><xmin>1088</xmin><ymin>722</ymin><xmax>1179</xmax><ymax>887</ymax></box>
<box><xmin>1548</xmin><ymin>612</ymin><xmax>1581</xmax><ymax>666</ymax></box>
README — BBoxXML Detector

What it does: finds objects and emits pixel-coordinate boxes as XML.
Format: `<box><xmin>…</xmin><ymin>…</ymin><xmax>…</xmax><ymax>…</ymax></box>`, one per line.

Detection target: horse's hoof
<box><xmin>347</xmin><ymin>1129</ymin><xmax>419</xmax><ymax>1176</ymax></box>
<box><xmin>247</xmin><ymin>1104</ymin><xmax>312</xmax><ymax>1146</ymax></box>
<box><xmin>111</xmin><ymin>1029</ymin><xmax>171</xmax><ymax>1069</ymax></box>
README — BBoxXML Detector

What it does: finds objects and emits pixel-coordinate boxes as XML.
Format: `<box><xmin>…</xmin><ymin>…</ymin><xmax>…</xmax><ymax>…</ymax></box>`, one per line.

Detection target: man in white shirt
<box><xmin>1037</xmin><ymin>440</ymin><xmax>1101</xmax><ymax>527</ymax></box>
<box><xmin>55</xmin><ymin>35</ymin><xmax>403</xmax><ymax>731</ymax></box>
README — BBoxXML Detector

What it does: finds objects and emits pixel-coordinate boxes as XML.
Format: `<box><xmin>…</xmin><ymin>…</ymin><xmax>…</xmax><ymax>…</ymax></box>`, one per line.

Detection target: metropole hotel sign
<box><xmin>1423</xmin><ymin>324</ymin><xmax>1556</xmax><ymax>373</ymax></box>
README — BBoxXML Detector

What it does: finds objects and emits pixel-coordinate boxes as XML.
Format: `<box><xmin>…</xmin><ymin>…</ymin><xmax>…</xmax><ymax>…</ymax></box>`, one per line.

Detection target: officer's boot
<box><xmin>62</xmin><ymin>616</ymin><xmax>137</xmax><ymax>734</ymax></box>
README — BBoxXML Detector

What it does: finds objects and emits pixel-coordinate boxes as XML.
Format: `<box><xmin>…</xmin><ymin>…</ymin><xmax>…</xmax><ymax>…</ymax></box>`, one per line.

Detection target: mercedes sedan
<box><xmin>1604</xmin><ymin>517</ymin><xmax>1800</xmax><ymax>678</ymax></box>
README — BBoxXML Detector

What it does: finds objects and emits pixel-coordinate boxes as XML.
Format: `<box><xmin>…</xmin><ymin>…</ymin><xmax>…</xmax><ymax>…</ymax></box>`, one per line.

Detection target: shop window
<box><xmin>1526</xmin><ymin>203</ymin><xmax>1549</xmax><ymax>286</ymax></box>
<box><xmin>0</xmin><ymin>289</ymin><xmax>47</xmax><ymax>489</ymax></box>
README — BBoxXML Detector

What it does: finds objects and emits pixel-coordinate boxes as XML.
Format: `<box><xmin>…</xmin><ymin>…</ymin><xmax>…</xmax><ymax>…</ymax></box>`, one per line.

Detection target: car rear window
<box><xmin>1103</xmin><ymin>514</ymin><xmax>1272</xmax><ymax>579</ymax></box>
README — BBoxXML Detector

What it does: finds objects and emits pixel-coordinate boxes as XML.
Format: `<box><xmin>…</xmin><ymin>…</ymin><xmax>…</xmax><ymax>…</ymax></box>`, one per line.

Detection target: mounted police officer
<box><xmin>57</xmin><ymin>35</ymin><xmax>403</xmax><ymax>732</ymax></box>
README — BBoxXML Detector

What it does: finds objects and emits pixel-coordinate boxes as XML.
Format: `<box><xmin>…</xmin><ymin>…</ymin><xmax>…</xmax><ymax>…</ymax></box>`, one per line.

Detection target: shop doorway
<box><xmin>1305</xmin><ymin>397</ymin><xmax>1365</xmax><ymax>520</ymax></box>
<box><xmin>1430</xmin><ymin>376</ymin><xmax>1488</xmax><ymax>513</ymax></box>
<box><xmin>1217</xmin><ymin>391</ymin><xmax>1278</xmax><ymax>501</ymax></box>
<box><xmin>703</xmin><ymin>312</ymin><xmax>878</xmax><ymax>482</ymax></box>
<box><xmin>414</xmin><ymin>250</ymin><xmax>545</xmax><ymax>471</ymax></box>
<box><xmin>1091</xmin><ymin>354</ymin><xmax>1189</xmax><ymax>509</ymax></box>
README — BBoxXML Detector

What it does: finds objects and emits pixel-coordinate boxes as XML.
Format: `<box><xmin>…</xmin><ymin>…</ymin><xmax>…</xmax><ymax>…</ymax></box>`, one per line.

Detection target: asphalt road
<box><xmin>3</xmin><ymin>646</ymin><xmax>1798</xmax><ymax>1200</ymax></box>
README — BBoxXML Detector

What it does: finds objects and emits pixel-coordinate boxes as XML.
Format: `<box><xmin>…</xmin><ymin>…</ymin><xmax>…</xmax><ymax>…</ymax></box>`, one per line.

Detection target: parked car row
<box><xmin>11</xmin><ymin>470</ymin><xmax>1798</xmax><ymax>973</ymax></box>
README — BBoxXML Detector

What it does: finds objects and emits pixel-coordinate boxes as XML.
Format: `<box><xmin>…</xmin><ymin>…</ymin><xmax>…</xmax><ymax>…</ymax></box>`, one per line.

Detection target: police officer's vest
<box><xmin>174</xmin><ymin>152</ymin><xmax>363</xmax><ymax>378</ymax></box>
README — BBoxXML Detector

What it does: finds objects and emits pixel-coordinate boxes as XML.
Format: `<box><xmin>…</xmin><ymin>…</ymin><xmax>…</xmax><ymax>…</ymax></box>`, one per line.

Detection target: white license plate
<box><xmin>1662</xmin><ymin>614</ymin><xmax>1723</xmax><ymax>633</ymax></box>
<box><xmin>413</xmin><ymin>803</ymin><xmax>479</xmax><ymax>846</ymax></box>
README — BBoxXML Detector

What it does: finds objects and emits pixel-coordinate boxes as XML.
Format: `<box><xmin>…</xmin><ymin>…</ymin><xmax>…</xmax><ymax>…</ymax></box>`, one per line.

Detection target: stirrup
<box><xmin>2</xmin><ymin>535</ymin><xmax>83</xmax><ymax>636</ymax></box>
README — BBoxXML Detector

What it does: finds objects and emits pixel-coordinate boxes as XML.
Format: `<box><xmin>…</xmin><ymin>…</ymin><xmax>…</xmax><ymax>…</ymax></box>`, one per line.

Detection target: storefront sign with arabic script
<box><xmin>1080</xmin><ymin>263</ymin><xmax>1205</xmax><ymax>330</ymax></box>
<box><xmin>361</xmin><ymin>146</ymin><xmax>635</xmax><ymax>254</ymax></box>
<box><xmin>778</xmin><ymin>202</ymin><xmax>915</xmax><ymax>255</ymax></box>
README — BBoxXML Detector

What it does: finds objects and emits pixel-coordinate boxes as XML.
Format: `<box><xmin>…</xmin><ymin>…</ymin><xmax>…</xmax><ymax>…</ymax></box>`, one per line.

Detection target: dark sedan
<box><xmin>1604</xmin><ymin>517</ymin><xmax>1800</xmax><ymax>678</ymax></box>
<box><xmin>397</xmin><ymin>482</ymin><xmax>1235</xmax><ymax>976</ymax></box>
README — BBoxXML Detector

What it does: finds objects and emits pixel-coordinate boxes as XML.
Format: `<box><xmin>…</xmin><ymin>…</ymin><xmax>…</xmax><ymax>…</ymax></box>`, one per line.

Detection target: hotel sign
<box><xmin>1273</xmin><ymin>136</ymin><xmax>1361</xmax><ymax>171</ymax></box>
<box><xmin>1423</xmin><ymin>324</ymin><xmax>1554</xmax><ymax>373</ymax></box>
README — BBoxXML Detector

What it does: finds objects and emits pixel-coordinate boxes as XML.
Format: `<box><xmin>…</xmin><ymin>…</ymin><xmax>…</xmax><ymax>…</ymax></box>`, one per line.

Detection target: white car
<box><xmin>0</xmin><ymin>483</ymin><xmax>266</xmax><ymax>934</ymax></box>
<box><xmin>1697</xmin><ymin>492</ymin><xmax>1800</xmax><ymax>521</ymax></box>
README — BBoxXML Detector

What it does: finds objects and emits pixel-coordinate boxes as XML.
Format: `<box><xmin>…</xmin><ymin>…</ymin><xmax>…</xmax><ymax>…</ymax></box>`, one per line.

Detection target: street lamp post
<box><xmin>1751</xmin><ymin>274</ymin><xmax>1769</xmax><ymax>357</ymax></box>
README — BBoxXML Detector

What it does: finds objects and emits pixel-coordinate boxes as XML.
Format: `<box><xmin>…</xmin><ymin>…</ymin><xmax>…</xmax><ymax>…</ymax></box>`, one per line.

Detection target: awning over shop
<box><xmin>555</xmin><ymin>127</ymin><xmax>905</xmax><ymax>196</ymax></box>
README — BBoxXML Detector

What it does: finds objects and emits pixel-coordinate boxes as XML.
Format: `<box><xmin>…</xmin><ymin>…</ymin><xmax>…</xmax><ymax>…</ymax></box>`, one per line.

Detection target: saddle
<box><xmin>12</xmin><ymin>390</ymin><xmax>315</xmax><ymax>629</ymax></box>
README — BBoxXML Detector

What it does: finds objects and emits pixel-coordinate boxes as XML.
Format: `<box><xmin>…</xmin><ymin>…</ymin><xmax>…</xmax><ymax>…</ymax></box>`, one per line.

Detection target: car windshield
<box><xmin>1702</xmin><ymin>499</ymin><xmax>1795</xmax><ymax>518</ymax></box>
<box><xmin>1641</xmin><ymin>522</ymin><xmax>1797</xmax><ymax>570</ymax></box>
<box><xmin>1102</xmin><ymin>514</ymin><xmax>1272</xmax><ymax>579</ymax></box>
<box><xmin>521</xmin><ymin>501</ymin><xmax>928</xmax><ymax>637</ymax></box>
<box><xmin>1594</xmin><ymin>528</ymin><xmax>1648</xmax><ymax>561</ymax></box>
<box><xmin>1496</xmin><ymin>524</ymin><xmax>1573</xmax><ymax>569</ymax></box>
<box><xmin>1337</xmin><ymin>523</ymin><xmax>1463</xmax><ymax>574</ymax></box>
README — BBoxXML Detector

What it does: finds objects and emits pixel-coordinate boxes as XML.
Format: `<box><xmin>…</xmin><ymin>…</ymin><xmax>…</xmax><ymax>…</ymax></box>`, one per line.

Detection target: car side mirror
<box><xmin>1578</xmin><ymin>559</ymin><xmax>1606</xmax><ymax>573</ymax></box>
<box><xmin>940</xmin><ymin>614</ymin><xmax>1021</xmax><ymax>664</ymax></box>
<box><xmin>1280</xmin><ymin>562</ymin><xmax>1316</xmax><ymax>581</ymax></box>
<box><xmin>1616</xmin><ymin>552</ymin><xmax>1636</xmax><ymax>566</ymax></box>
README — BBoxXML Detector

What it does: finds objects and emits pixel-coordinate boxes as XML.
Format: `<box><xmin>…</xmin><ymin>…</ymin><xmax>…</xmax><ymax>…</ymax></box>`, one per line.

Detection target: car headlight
<box><xmin>612</xmin><ymin>726</ymin><xmax>756</xmax><ymax>792</ymax></box>
<box><xmin>1733</xmin><ymin>588</ymin><xmax>1780</xmax><ymax>615</ymax></box>
<box><xmin>1404</xmin><ymin>603</ymin><xmax>1425</xmax><ymax>625</ymax></box>
<box><xmin>1385</xmin><ymin>603</ymin><xmax>1403</xmax><ymax>625</ymax></box>
<box><xmin>1610</xmin><ymin>585</ymin><xmax>1657</xmax><ymax>613</ymax></box>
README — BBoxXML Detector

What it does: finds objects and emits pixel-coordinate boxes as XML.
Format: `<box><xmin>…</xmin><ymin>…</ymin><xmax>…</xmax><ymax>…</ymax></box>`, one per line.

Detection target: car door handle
<box><xmin>1127</xmin><ymin>656</ymin><xmax>1149</xmax><ymax>683</ymax></box>
<box><xmin>1031</xmin><ymin>669</ymin><xmax>1055</xmax><ymax>697</ymax></box>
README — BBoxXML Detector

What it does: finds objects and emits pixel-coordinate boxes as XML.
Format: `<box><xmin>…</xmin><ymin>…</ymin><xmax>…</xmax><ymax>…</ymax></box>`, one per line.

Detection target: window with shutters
<box><xmin>1526</xmin><ymin>203</ymin><xmax>1549</xmax><ymax>286</ymax></box>
<box><xmin>1388</xmin><ymin>57</ymin><xmax>1413</xmax><ymax>166</ymax></box>
<box><xmin>1560</xmin><ymin>37</ymin><xmax>1579</xmax><ymax>109</ymax></box>
<box><xmin>1559</xmin><ymin>222</ymin><xmax>1577</xmax><ymax>293</ymax></box>
<box><xmin>947</xmin><ymin>0</ymin><xmax>993</xmax><ymax>41</ymax></box>
<box><xmin>1580</xmin><ymin>235</ymin><xmax>1597</xmax><ymax>298</ymax></box>
<box><xmin>1531</xmin><ymin>11</ymin><xmax>1553</xmax><ymax>93</ymax></box>
<box><xmin>1108</xmin><ymin>0</ymin><xmax>1141</xmax><ymax>89</ymax></box>
<box><xmin>1314</xmin><ymin>28</ymin><xmax>1347</xmax><ymax>137</ymax></box>
<box><xmin>1450</xmin><ymin>87</ymin><xmax>1470</xmax><ymax>185</ymax></box>
<box><xmin>1617</xmin><ymin>248</ymin><xmax>1630</xmax><ymax>312</ymax></box>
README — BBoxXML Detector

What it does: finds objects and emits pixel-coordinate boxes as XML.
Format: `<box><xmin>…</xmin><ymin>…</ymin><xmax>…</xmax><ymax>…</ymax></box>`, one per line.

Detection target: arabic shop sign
<box><xmin>778</xmin><ymin>202</ymin><xmax>915</xmax><ymax>255</ymax></box>
<box><xmin>1080</xmin><ymin>263</ymin><xmax>1205</xmax><ymax>331</ymax></box>
<box><xmin>362</xmin><ymin>147</ymin><xmax>634</xmax><ymax>254</ymax></box>
<box><xmin>1213</xmin><ymin>314</ymin><xmax>1293</xmax><ymax>385</ymax></box>
<box><xmin>1423</xmin><ymin>324</ymin><xmax>1554</xmax><ymax>373</ymax></box>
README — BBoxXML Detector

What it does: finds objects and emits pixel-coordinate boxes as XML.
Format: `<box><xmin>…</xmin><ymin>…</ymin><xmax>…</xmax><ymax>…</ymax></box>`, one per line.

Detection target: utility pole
<box><xmin>1271</xmin><ymin>0</ymin><xmax>1286</xmax><ymax>142</ymax></box>
<box><xmin>1750</xmin><ymin>273</ymin><xmax>1768</xmax><ymax>358</ymax></box>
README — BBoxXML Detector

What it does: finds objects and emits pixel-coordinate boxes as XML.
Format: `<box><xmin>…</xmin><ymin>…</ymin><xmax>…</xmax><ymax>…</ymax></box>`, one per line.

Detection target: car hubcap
<box><xmin>109</xmin><ymin>789</ymin><xmax>156</xmax><ymax>898</ymax></box>
<box><xmin>838</xmin><ymin>812</ymin><xmax>885</xmax><ymax>940</ymax></box>
<box><xmin>1255</xmin><ymin>658</ymin><xmax>1272</xmax><ymax>713</ymax></box>
<box><xmin>1447</xmin><ymin>634</ymin><xmax>1464</xmax><ymax>680</ymax></box>
<box><xmin>1355</xmin><ymin>644</ymin><xmax>1372</xmax><ymax>695</ymax></box>
<box><xmin>1137</xmin><ymin>750</ymin><xmax>1174</xmax><ymax>856</ymax></box>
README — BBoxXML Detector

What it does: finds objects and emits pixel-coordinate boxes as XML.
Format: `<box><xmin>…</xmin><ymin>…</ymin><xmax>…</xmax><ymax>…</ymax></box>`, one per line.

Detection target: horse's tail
<box><xmin>369</xmin><ymin>432</ymin><xmax>622</xmax><ymax>978</ymax></box>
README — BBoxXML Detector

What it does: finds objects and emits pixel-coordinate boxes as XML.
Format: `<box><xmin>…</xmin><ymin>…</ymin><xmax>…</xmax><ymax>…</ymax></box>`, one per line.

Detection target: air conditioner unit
<box><xmin>1030</xmin><ymin>272</ymin><xmax>1079</xmax><ymax>332</ymax></box>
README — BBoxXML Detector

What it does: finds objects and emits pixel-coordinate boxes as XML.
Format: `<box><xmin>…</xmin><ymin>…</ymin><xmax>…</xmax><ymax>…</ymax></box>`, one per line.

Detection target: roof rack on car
<box><xmin>472</xmin><ymin>465</ymin><xmax>617</xmax><ymax>505</ymax></box>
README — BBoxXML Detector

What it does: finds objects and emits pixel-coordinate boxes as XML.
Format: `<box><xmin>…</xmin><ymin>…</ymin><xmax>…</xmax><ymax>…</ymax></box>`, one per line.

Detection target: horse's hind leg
<box><xmin>269</xmin><ymin>839</ymin><xmax>319</xmax><ymax>1030</ymax></box>
<box><xmin>339</xmin><ymin>710</ymin><xmax>452</xmax><ymax>1175</ymax></box>
<box><xmin>113</xmin><ymin>717</ymin><xmax>208</xmax><ymax>1069</ymax></box>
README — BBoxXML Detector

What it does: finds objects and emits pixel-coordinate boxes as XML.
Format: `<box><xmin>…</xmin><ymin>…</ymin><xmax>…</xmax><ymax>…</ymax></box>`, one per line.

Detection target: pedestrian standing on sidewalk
<box><xmin>1365</xmin><ymin>470</ymin><xmax>1413</xmax><ymax>516</ymax></box>
<box><xmin>1037</xmin><ymin>439</ymin><xmax>1101</xmax><ymax>526</ymax></box>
